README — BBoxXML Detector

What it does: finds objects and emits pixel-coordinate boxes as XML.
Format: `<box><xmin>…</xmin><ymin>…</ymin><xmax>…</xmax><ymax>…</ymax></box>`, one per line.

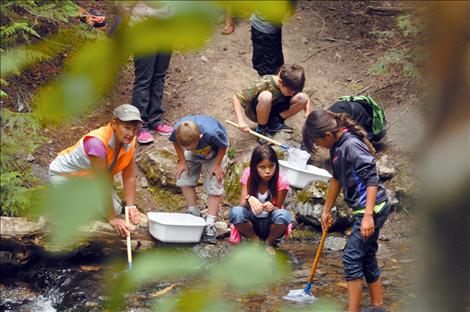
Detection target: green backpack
<box><xmin>339</xmin><ymin>95</ymin><xmax>387</xmax><ymax>136</ymax></box>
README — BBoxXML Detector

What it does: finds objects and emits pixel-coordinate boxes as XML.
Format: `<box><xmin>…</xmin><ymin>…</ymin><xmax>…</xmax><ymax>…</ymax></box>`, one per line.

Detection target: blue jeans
<box><xmin>343</xmin><ymin>202</ymin><xmax>391</xmax><ymax>283</ymax></box>
<box><xmin>229</xmin><ymin>206</ymin><xmax>292</xmax><ymax>240</ymax></box>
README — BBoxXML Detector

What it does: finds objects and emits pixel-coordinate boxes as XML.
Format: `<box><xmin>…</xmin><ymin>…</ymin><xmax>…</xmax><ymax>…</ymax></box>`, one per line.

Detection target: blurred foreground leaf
<box><xmin>107</xmin><ymin>249</ymin><xmax>204</xmax><ymax>310</ymax></box>
<box><xmin>217</xmin><ymin>0</ymin><xmax>293</xmax><ymax>22</ymax></box>
<box><xmin>39</xmin><ymin>175</ymin><xmax>110</xmax><ymax>246</ymax></box>
<box><xmin>211</xmin><ymin>244</ymin><xmax>290</xmax><ymax>291</ymax></box>
<box><xmin>35</xmin><ymin>39</ymin><xmax>121</xmax><ymax>122</ymax></box>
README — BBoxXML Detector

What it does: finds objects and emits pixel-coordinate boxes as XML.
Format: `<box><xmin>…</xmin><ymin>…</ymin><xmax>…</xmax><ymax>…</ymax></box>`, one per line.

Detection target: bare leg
<box><xmin>279</xmin><ymin>92</ymin><xmax>308</xmax><ymax>120</ymax></box>
<box><xmin>207</xmin><ymin>195</ymin><xmax>221</xmax><ymax>217</ymax></box>
<box><xmin>347</xmin><ymin>278</ymin><xmax>363</xmax><ymax>312</ymax></box>
<box><xmin>225</xmin><ymin>8</ymin><xmax>233</xmax><ymax>27</ymax></box>
<box><xmin>181</xmin><ymin>186</ymin><xmax>198</xmax><ymax>206</ymax></box>
<box><xmin>256</xmin><ymin>91</ymin><xmax>273</xmax><ymax>125</ymax></box>
<box><xmin>265</xmin><ymin>224</ymin><xmax>287</xmax><ymax>245</ymax></box>
<box><xmin>368</xmin><ymin>279</ymin><xmax>384</xmax><ymax>307</ymax></box>
<box><xmin>235</xmin><ymin>221</ymin><xmax>259</xmax><ymax>240</ymax></box>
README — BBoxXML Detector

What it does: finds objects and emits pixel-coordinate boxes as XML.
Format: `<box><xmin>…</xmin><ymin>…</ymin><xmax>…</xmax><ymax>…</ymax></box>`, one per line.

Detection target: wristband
<box><xmin>245</xmin><ymin>195</ymin><xmax>251</xmax><ymax>201</ymax></box>
<box><xmin>125</xmin><ymin>205</ymin><xmax>137</xmax><ymax>209</ymax></box>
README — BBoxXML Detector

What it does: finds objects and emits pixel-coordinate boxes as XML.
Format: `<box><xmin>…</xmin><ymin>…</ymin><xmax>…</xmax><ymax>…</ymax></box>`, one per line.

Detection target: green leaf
<box><xmin>106</xmin><ymin>249</ymin><xmax>204</xmax><ymax>310</ymax></box>
<box><xmin>210</xmin><ymin>244</ymin><xmax>290</xmax><ymax>291</ymax></box>
<box><xmin>217</xmin><ymin>0</ymin><xmax>293</xmax><ymax>22</ymax></box>
<box><xmin>175</xmin><ymin>287</ymin><xmax>238</xmax><ymax>312</ymax></box>
<box><xmin>35</xmin><ymin>39</ymin><xmax>121</xmax><ymax>122</ymax></box>
<box><xmin>39</xmin><ymin>175</ymin><xmax>110</xmax><ymax>246</ymax></box>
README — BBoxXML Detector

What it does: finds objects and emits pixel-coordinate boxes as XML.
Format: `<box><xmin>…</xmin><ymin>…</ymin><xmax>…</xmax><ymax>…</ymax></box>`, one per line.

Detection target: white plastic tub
<box><xmin>147</xmin><ymin>212</ymin><xmax>206</xmax><ymax>243</ymax></box>
<box><xmin>279</xmin><ymin>160</ymin><xmax>332</xmax><ymax>189</ymax></box>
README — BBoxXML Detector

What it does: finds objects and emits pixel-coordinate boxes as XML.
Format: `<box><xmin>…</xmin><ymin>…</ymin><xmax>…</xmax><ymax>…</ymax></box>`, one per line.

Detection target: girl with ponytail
<box><xmin>302</xmin><ymin>109</ymin><xmax>390</xmax><ymax>312</ymax></box>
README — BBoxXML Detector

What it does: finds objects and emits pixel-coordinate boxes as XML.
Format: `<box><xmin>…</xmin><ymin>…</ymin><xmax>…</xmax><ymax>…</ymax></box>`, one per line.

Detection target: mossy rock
<box><xmin>148</xmin><ymin>187</ymin><xmax>186</xmax><ymax>212</ymax></box>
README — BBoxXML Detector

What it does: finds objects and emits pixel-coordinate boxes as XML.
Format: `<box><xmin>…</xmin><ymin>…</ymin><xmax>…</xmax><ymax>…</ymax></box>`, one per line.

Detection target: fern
<box><xmin>0</xmin><ymin>109</ymin><xmax>46</xmax><ymax>216</ymax></box>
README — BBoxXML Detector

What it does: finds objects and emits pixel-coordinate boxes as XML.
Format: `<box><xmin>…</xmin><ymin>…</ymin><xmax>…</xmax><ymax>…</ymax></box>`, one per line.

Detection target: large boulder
<box><xmin>285</xmin><ymin>180</ymin><xmax>353</xmax><ymax>231</ymax></box>
<box><xmin>137</xmin><ymin>147</ymin><xmax>179</xmax><ymax>192</ymax></box>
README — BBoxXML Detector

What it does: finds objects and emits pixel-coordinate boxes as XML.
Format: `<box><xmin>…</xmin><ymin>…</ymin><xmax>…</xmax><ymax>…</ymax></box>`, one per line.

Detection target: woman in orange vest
<box><xmin>49</xmin><ymin>104</ymin><xmax>142</xmax><ymax>237</ymax></box>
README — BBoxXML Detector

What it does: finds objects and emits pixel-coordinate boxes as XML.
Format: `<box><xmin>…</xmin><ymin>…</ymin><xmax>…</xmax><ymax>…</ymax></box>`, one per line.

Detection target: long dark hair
<box><xmin>302</xmin><ymin>109</ymin><xmax>376</xmax><ymax>155</ymax></box>
<box><xmin>247</xmin><ymin>145</ymin><xmax>280</xmax><ymax>199</ymax></box>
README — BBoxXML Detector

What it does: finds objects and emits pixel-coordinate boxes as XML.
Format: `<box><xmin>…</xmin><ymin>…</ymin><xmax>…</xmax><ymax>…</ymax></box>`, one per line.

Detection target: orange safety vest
<box><xmin>49</xmin><ymin>123</ymin><xmax>135</xmax><ymax>177</ymax></box>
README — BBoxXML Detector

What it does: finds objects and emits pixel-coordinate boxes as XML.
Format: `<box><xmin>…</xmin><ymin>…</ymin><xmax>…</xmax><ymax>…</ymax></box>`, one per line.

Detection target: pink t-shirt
<box><xmin>240</xmin><ymin>167</ymin><xmax>289</xmax><ymax>207</ymax></box>
<box><xmin>83</xmin><ymin>136</ymin><xmax>106</xmax><ymax>159</ymax></box>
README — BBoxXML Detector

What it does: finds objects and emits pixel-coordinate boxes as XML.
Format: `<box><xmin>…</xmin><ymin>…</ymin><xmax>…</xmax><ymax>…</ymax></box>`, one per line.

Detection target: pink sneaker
<box><xmin>155</xmin><ymin>123</ymin><xmax>173</xmax><ymax>136</ymax></box>
<box><xmin>137</xmin><ymin>130</ymin><xmax>154</xmax><ymax>144</ymax></box>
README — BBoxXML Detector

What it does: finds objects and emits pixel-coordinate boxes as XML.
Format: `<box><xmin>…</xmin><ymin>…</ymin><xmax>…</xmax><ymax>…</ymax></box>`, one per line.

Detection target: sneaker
<box><xmin>268</xmin><ymin>117</ymin><xmax>294</xmax><ymax>133</ymax></box>
<box><xmin>137</xmin><ymin>130</ymin><xmax>154</xmax><ymax>144</ymax></box>
<box><xmin>155</xmin><ymin>123</ymin><xmax>173</xmax><ymax>136</ymax></box>
<box><xmin>204</xmin><ymin>225</ymin><xmax>217</xmax><ymax>244</ymax></box>
<box><xmin>255</xmin><ymin>126</ymin><xmax>270</xmax><ymax>145</ymax></box>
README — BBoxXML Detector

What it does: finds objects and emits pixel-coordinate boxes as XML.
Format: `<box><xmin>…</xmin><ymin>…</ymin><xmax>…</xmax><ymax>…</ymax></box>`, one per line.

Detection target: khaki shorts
<box><xmin>176</xmin><ymin>151</ymin><xmax>227</xmax><ymax>196</ymax></box>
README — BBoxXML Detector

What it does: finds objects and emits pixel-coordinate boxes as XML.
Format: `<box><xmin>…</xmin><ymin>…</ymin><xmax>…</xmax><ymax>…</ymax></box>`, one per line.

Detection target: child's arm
<box><xmin>231</xmin><ymin>95</ymin><xmax>249</xmax><ymax>132</ymax></box>
<box><xmin>173</xmin><ymin>141</ymin><xmax>188</xmax><ymax>179</ymax></box>
<box><xmin>240</xmin><ymin>182</ymin><xmax>264</xmax><ymax>215</ymax></box>
<box><xmin>321</xmin><ymin>178</ymin><xmax>342</xmax><ymax>231</ymax></box>
<box><xmin>211</xmin><ymin>146</ymin><xmax>227</xmax><ymax>183</ymax></box>
<box><xmin>122</xmin><ymin>157</ymin><xmax>140</xmax><ymax>224</ymax></box>
<box><xmin>361</xmin><ymin>185</ymin><xmax>378</xmax><ymax>239</ymax></box>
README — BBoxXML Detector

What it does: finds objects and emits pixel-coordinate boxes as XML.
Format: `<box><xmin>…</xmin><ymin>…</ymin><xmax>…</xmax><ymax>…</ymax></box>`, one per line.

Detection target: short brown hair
<box><xmin>175</xmin><ymin>121</ymin><xmax>201</xmax><ymax>147</ymax></box>
<box><xmin>279</xmin><ymin>64</ymin><xmax>305</xmax><ymax>93</ymax></box>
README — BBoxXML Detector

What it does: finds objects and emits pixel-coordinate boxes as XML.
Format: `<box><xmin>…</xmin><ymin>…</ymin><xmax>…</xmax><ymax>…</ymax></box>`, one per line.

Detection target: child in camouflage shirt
<box><xmin>231</xmin><ymin>64</ymin><xmax>310</xmax><ymax>142</ymax></box>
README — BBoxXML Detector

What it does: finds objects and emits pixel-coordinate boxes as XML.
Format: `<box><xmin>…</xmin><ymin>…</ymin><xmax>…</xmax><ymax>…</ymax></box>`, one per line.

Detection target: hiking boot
<box><xmin>268</xmin><ymin>117</ymin><xmax>294</xmax><ymax>133</ymax></box>
<box><xmin>203</xmin><ymin>225</ymin><xmax>217</xmax><ymax>244</ymax></box>
<box><xmin>155</xmin><ymin>123</ymin><xmax>173</xmax><ymax>136</ymax></box>
<box><xmin>137</xmin><ymin>130</ymin><xmax>155</xmax><ymax>144</ymax></box>
<box><xmin>255</xmin><ymin>126</ymin><xmax>270</xmax><ymax>145</ymax></box>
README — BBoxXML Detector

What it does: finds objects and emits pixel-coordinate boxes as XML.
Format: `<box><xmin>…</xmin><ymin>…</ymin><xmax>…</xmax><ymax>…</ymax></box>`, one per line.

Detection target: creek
<box><xmin>0</xmin><ymin>222</ymin><xmax>415</xmax><ymax>312</ymax></box>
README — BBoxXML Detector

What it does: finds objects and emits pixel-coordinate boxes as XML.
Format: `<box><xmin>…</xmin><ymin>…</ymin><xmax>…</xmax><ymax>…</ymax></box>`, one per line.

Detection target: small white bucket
<box><xmin>287</xmin><ymin>148</ymin><xmax>311</xmax><ymax>170</ymax></box>
<box><xmin>147</xmin><ymin>212</ymin><xmax>206</xmax><ymax>243</ymax></box>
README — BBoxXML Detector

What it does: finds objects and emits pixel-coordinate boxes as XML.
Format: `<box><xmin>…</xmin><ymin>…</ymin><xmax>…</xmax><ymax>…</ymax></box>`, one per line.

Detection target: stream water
<box><xmin>0</xmin><ymin>228</ymin><xmax>415</xmax><ymax>312</ymax></box>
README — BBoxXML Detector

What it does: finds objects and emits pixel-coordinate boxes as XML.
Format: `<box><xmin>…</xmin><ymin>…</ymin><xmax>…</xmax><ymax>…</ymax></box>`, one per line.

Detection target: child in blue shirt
<box><xmin>169</xmin><ymin>115</ymin><xmax>229</xmax><ymax>243</ymax></box>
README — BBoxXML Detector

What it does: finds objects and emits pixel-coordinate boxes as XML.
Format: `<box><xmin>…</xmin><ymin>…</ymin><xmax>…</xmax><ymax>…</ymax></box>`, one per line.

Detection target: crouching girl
<box><xmin>229</xmin><ymin>145</ymin><xmax>292</xmax><ymax>254</ymax></box>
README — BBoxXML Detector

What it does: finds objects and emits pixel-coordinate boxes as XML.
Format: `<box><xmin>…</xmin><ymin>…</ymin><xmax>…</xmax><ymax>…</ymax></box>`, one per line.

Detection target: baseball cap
<box><xmin>113</xmin><ymin>104</ymin><xmax>143</xmax><ymax>122</ymax></box>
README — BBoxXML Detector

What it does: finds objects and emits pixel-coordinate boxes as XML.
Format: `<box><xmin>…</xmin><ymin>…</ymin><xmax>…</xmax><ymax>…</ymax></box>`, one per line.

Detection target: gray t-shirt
<box><xmin>250</xmin><ymin>13</ymin><xmax>282</xmax><ymax>34</ymax></box>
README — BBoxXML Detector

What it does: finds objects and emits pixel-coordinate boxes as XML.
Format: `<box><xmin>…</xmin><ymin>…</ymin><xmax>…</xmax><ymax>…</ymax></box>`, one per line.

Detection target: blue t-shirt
<box><xmin>169</xmin><ymin>115</ymin><xmax>229</xmax><ymax>159</ymax></box>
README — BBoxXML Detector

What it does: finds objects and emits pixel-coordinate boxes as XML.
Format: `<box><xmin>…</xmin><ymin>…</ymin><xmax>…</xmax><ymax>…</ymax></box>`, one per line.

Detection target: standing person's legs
<box><xmin>176</xmin><ymin>152</ymin><xmax>202</xmax><ymax>211</ymax></box>
<box><xmin>132</xmin><ymin>54</ymin><xmax>157</xmax><ymax>143</ymax></box>
<box><xmin>363</xmin><ymin>203</ymin><xmax>391</xmax><ymax>308</ymax></box>
<box><xmin>148</xmin><ymin>52</ymin><xmax>172</xmax><ymax>135</ymax></box>
<box><xmin>132</xmin><ymin>55</ymin><xmax>156</xmax><ymax>130</ymax></box>
<box><xmin>251</xmin><ymin>27</ymin><xmax>284</xmax><ymax>76</ymax></box>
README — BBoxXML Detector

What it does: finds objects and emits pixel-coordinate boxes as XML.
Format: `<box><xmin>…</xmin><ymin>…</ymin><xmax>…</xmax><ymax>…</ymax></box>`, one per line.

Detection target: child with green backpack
<box><xmin>328</xmin><ymin>96</ymin><xmax>387</xmax><ymax>143</ymax></box>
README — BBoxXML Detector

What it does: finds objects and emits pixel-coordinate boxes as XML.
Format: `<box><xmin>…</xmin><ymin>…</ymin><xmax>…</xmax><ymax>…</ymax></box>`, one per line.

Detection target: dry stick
<box><xmin>311</xmin><ymin>9</ymin><xmax>326</xmax><ymax>35</ymax></box>
<box><xmin>354</xmin><ymin>85</ymin><xmax>373</xmax><ymax>96</ymax></box>
<box><xmin>301</xmin><ymin>42</ymin><xmax>350</xmax><ymax>63</ymax></box>
<box><xmin>385</xmin><ymin>83</ymin><xmax>421</xmax><ymax>131</ymax></box>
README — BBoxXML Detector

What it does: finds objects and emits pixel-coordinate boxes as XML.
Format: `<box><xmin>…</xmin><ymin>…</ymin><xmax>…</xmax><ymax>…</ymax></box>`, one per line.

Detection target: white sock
<box><xmin>188</xmin><ymin>205</ymin><xmax>200</xmax><ymax>215</ymax></box>
<box><xmin>206</xmin><ymin>215</ymin><xmax>216</xmax><ymax>226</ymax></box>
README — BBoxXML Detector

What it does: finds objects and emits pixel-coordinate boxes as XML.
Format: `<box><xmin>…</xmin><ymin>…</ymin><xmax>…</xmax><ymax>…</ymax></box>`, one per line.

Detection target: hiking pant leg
<box><xmin>363</xmin><ymin>203</ymin><xmax>391</xmax><ymax>283</ymax></box>
<box><xmin>132</xmin><ymin>55</ymin><xmax>157</xmax><ymax>130</ymax></box>
<box><xmin>147</xmin><ymin>52</ymin><xmax>172</xmax><ymax>128</ymax></box>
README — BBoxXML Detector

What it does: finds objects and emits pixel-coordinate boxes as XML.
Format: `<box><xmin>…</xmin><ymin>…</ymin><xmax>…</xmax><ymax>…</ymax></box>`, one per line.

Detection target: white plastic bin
<box><xmin>279</xmin><ymin>160</ymin><xmax>332</xmax><ymax>189</ymax></box>
<box><xmin>287</xmin><ymin>148</ymin><xmax>311</xmax><ymax>170</ymax></box>
<box><xmin>147</xmin><ymin>212</ymin><xmax>206</xmax><ymax>243</ymax></box>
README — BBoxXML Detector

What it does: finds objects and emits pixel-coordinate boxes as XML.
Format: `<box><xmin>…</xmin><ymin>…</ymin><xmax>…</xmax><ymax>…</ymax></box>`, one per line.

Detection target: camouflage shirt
<box><xmin>235</xmin><ymin>75</ymin><xmax>291</xmax><ymax>109</ymax></box>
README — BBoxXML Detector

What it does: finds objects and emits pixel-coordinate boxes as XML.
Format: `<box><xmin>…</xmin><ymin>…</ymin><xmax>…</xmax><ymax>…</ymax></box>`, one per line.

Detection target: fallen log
<box><xmin>366</xmin><ymin>6</ymin><xmax>409</xmax><ymax>16</ymax></box>
<box><xmin>0</xmin><ymin>213</ymin><xmax>157</xmax><ymax>264</ymax></box>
